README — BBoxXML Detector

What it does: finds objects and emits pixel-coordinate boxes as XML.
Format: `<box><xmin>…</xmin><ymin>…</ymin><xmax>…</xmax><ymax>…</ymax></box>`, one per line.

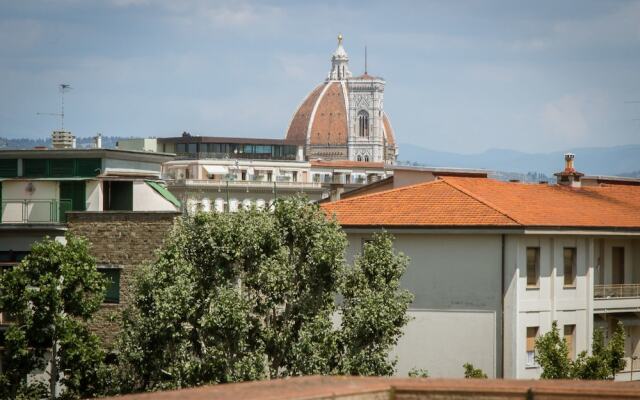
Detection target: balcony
<box><xmin>166</xmin><ymin>179</ymin><xmax>322</xmax><ymax>191</ymax></box>
<box><xmin>594</xmin><ymin>284</ymin><xmax>640</xmax><ymax>313</ymax></box>
<box><xmin>1</xmin><ymin>199</ymin><xmax>72</xmax><ymax>224</ymax></box>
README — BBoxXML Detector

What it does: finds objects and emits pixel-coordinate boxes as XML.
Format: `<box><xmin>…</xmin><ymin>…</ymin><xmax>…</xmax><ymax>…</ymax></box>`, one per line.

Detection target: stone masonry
<box><xmin>66</xmin><ymin>211</ymin><xmax>180</xmax><ymax>347</ymax></box>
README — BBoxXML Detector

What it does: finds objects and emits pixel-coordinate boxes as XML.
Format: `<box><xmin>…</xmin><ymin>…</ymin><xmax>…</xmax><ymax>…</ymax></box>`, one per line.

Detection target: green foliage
<box><xmin>535</xmin><ymin>321</ymin><xmax>572</xmax><ymax>379</ymax></box>
<box><xmin>463</xmin><ymin>363</ymin><xmax>487</xmax><ymax>379</ymax></box>
<box><xmin>116</xmin><ymin>196</ymin><xmax>413</xmax><ymax>392</ymax></box>
<box><xmin>0</xmin><ymin>234</ymin><xmax>107</xmax><ymax>399</ymax></box>
<box><xmin>408</xmin><ymin>368</ymin><xmax>429</xmax><ymax>378</ymax></box>
<box><xmin>572</xmin><ymin>323</ymin><xmax>626</xmax><ymax>380</ymax></box>
<box><xmin>535</xmin><ymin>321</ymin><xmax>627</xmax><ymax>380</ymax></box>
<box><xmin>339</xmin><ymin>233</ymin><xmax>413</xmax><ymax>376</ymax></box>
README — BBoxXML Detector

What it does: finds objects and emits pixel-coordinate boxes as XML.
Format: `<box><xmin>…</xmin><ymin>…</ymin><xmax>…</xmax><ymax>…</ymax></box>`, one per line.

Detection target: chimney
<box><xmin>71</xmin><ymin>136</ymin><xmax>77</xmax><ymax>149</ymax></box>
<box><xmin>95</xmin><ymin>133</ymin><xmax>102</xmax><ymax>149</ymax></box>
<box><xmin>554</xmin><ymin>153</ymin><xmax>584</xmax><ymax>188</ymax></box>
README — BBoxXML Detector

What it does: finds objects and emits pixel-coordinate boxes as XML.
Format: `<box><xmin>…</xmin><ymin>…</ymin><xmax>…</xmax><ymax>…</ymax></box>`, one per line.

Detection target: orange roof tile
<box><xmin>322</xmin><ymin>177</ymin><xmax>640</xmax><ymax>229</ymax></box>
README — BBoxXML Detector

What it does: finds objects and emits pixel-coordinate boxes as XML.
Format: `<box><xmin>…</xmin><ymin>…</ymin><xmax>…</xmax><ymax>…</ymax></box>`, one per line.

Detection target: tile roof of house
<box><xmin>321</xmin><ymin>177</ymin><xmax>640</xmax><ymax>229</ymax></box>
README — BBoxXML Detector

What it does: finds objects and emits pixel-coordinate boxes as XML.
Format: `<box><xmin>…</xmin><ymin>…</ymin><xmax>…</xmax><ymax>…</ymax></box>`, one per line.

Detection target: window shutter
<box><xmin>100</xmin><ymin>269</ymin><xmax>121</xmax><ymax>304</ymax></box>
<box><xmin>50</xmin><ymin>159</ymin><xmax>75</xmax><ymax>177</ymax></box>
<box><xmin>526</xmin><ymin>327</ymin><xmax>538</xmax><ymax>352</ymax></box>
<box><xmin>0</xmin><ymin>159</ymin><xmax>18</xmax><ymax>178</ymax></box>
<box><xmin>76</xmin><ymin>158</ymin><xmax>102</xmax><ymax>177</ymax></box>
<box><xmin>23</xmin><ymin>159</ymin><xmax>49</xmax><ymax>177</ymax></box>
<box><xmin>564</xmin><ymin>325</ymin><xmax>575</xmax><ymax>360</ymax></box>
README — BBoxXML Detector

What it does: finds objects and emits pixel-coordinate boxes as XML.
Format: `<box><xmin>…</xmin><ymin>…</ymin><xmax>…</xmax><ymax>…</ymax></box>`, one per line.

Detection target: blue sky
<box><xmin>1</xmin><ymin>0</ymin><xmax>639</xmax><ymax>153</ymax></box>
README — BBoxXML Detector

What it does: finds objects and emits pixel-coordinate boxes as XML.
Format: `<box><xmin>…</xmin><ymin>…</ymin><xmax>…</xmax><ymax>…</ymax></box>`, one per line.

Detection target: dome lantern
<box><xmin>328</xmin><ymin>33</ymin><xmax>352</xmax><ymax>81</ymax></box>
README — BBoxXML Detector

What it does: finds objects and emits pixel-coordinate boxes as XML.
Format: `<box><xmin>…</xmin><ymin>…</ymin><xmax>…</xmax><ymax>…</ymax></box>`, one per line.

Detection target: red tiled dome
<box><xmin>285</xmin><ymin>81</ymin><xmax>395</xmax><ymax>147</ymax></box>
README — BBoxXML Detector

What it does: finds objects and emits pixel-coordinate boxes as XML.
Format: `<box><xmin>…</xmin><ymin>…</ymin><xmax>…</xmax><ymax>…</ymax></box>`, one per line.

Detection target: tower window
<box><xmin>357</xmin><ymin>155</ymin><xmax>362</xmax><ymax>162</ymax></box>
<box><xmin>358</xmin><ymin>110</ymin><xmax>369</xmax><ymax>137</ymax></box>
<box><xmin>364</xmin><ymin>155</ymin><xmax>369</xmax><ymax>162</ymax></box>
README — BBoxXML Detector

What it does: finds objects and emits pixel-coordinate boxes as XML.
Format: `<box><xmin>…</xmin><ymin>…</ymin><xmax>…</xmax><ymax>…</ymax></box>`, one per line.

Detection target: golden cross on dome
<box><xmin>337</xmin><ymin>33</ymin><xmax>343</xmax><ymax>45</ymax></box>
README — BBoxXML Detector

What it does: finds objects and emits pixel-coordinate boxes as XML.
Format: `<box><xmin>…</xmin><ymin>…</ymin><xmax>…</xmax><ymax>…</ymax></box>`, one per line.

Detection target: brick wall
<box><xmin>66</xmin><ymin>211</ymin><xmax>180</xmax><ymax>346</ymax></box>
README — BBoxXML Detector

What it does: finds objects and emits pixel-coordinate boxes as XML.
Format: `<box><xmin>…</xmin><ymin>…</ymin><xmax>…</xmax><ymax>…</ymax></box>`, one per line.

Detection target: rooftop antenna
<box><xmin>37</xmin><ymin>83</ymin><xmax>72</xmax><ymax>130</ymax></box>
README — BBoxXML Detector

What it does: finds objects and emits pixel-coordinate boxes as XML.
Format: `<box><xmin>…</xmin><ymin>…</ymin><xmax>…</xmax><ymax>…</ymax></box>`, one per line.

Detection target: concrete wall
<box><xmin>132</xmin><ymin>181</ymin><xmax>179</xmax><ymax>211</ymax></box>
<box><xmin>86</xmin><ymin>180</ymin><xmax>102</xmax><ymax>211</ymax></box>
<box><xmin>103</xmin><ymin>158</ymin><xmax>161</xmax><ymax>177</ymax></box>
<box><xmin>2</xmin><ymin>180</ymin><xmax>59</xmax><ymax>223</ymax></box>
<box><xmin>345</xmin><ymin>232</ymin><xmax>503</xmax><ymax>378</ymax></box>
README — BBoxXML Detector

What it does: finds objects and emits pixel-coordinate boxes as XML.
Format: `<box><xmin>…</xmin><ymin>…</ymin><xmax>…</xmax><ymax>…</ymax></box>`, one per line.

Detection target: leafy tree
<box><xmin>0</xmin><ymin>234</ymin><xmax>107</xmax><ymax>399</ymax></box>
<box><xmin>463</xmin><ymin>363</ymin><xmax>487</xmax><ymax>379</ymax></box>
<box><xmin>116</xmin><ymin>197</ymin><xmax>413</xmax><ymax>392</ymax></box>
<box><xmin>572</xmin><ymin>323</ymin><xmax>626</xmax><ymax>380</ymax></box>
<box><xmin>339</xmin><ymin>233</ymin><xmax>413</xmax><ymax>375</ymax></box>
<box><xmin>535</xmin><ymin>321</ymin><xmax>572</xmax><ymax>379</ymax></box>
<box><xmin>535</xmin><ymin>321</ymin><xmax>627</xmax><ymax>380</ymax></box>
<box><xmin>408</xmin><ymin>368</ymin><xmax>429</xmax><ymax>378</ymax></box>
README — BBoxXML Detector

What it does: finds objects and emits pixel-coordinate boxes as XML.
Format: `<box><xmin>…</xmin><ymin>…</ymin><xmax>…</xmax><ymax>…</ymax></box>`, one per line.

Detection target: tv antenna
<box><xmin>37</xmin><ymin>84</ymin><xmax>72</xmax><ymax>130</ymax></box>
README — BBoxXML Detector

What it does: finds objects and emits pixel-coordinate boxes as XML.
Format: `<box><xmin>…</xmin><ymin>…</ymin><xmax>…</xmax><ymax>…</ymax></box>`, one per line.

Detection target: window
<box><xmin>364</xmin><ymin>155</ymin><xmax>370</xmax><ymax>162</ymax></box>
<box><xmin>612</xmin><ymin>247</ymin><xmax>625</xmax><ymax>285</ymax></box>
<box><xmin>361</xmin><ymin>238</ymin><xmax>373</xmax><ymax>254</ymax></box>
<box><xmin>564</xmin><ymin>325</ymin><xmax>576</xmax><ymax>360</ymax></box>
<box><xmin>563</xmin><ymin>247</ymin><xmax>577</xmax><ymax>287</ymax></box>
<box><xmin>526</xmin><ymin>247</ymin><xmax>540</xmax><ymax>288</ymax></box>
<box><xmin>357</xmin><ymin>155</ymin><xmax>362</xmax><ymax>162</ymax></box>
<box><xmin>99</xmin><ymin>268</ymin><xmax>120</xmax><ymax>304</ymax></box>
<box><xmin>176</xmin><ymin>143</ymin><xmax>187</xmax><ymax>153</ymax></box>
<box><xmin>526</xmin><ymin>326</ymin><xmax>538</xmax><ymax>367</ymax></box>
<box><xmin>358</xmin><ymin>110</ymin><xmax>369</xmax><ymax>137</ymax></box>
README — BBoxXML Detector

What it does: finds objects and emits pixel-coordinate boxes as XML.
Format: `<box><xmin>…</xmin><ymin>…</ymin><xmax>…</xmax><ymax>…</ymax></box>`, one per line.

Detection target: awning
<box><xmin>145</xmin><ymin>181</ymin><xmax>181</xmax><ymax>208</ymax></box>
<box><xmin>203</xmin><ymin>165</ymin><xmax>228</xmax><ymax>175</ymax></box>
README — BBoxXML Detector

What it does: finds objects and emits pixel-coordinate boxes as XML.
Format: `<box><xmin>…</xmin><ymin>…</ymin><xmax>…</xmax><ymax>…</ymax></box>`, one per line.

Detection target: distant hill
<box><xmin>398</xmin><ymin>144</ymin><xmax>640</xmax><ymax>177</ymax></box>
<box><xmin>0</xmin><ymin>136</ymin><xmax>120</xmax><ymax>150</ymax></box>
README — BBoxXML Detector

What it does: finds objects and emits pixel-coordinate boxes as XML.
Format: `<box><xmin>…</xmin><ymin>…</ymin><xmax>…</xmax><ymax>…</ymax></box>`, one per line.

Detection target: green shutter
<box><xmin>60</xmin><ymin>181</ymin><xmax>86</xmax><ymax>212</ymax></box>
<box><xmin>50</xmin><ymin>159</ymin><xmax>75</xmax><ymax>177</ymax></box>
<box><xmin>23</xmin><ymin>159</ymin><xmax>49</xmax><ymax>177</ymax></box>
<box><xmin>100</xmin><ymin>269</ymin><xmax>120</xmax><ymax>304</ymax></box>
<box><xmin>76</xmin><ymin>159</ymin><xmax>101</xmax><ymax>177</ymax></box>
<box><xmin>0</xmin><ymin>159</ymin><xmax>18</xmax><ymax>178</ymax></box>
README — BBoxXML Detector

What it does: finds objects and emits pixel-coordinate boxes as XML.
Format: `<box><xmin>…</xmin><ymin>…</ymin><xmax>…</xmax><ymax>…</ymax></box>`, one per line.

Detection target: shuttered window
<box><xmin>99</xmin><ymin>268</ymin><xmax>121</xmax><ymax>304</ymax></box>
<box><xmin>76</xmin><ymin>158</ymin><xmax>101</xmax><ymax>177</ymax></box>
<box><xmin>23</xmin><ymin>159</ymin><xmax>49</xmax><ymax>177</ymax></box>
<box><xmin>50</xmin><ymin>159</ymin><xmax>75</xmax><ymax>177</ymax></box>
<box><xmin>564</xmin><ymin>325</ymin><xmax>575</xmax><ymax>360</ymax></box>
<box><xmin>612</xmin><ymin>247</ymin><xmax>625</xmax><ymax>285</ymax></box>
<box><xmin>563</xmin><ymin>247</ymin><xmax>577</xmax><ymax>287</ymax></box>
<box><xmin>526</xmin><ymin>247</ymin><xmax>540</xmax><ymax>288</ymax></box>
<box><xmin>0</xmin><ymin>159</ymin><xmax>18</xmax><ymax>178</ymax></box>
<box><xmin>526</xmin><ymin>326</ymin><xmax>538</xmax><ymax>366</ymax></box>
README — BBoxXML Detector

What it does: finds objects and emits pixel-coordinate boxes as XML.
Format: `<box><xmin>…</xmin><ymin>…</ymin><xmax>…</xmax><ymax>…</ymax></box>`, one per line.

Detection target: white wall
<box><xmin>2</xmin><ymin>181</ymin><xmax>58</xmax><ymax>223</ymax></box>
<box><xmin>132</xmin><ymin>181</ymin><xmax>178</xmax><ymax>211</ymax></box>
<box><xmin>85</xmin><ymin>180</ymin><xmax>102</xmax><ymax>211</ymax></box>
<box><xmin>345</xmin><ymin>231</ymin><xmax>503</xmax><ymax>378</ymax></box>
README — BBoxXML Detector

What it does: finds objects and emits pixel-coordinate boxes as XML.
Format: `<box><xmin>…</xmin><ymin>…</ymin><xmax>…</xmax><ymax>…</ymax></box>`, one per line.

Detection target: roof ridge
<box><xmin>323</xmin><ymin>178</ymin><xmax>446</xmax><ymax>207</ymax></box>
<box><xmin>441</xmin><ymin>177</ymin><xmax>522</xmax><ymax>226</ymax></box>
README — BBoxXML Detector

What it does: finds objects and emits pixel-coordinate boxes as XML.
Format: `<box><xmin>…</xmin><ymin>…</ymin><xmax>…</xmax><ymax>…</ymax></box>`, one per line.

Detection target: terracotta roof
<box><xmin>285</xmin><ymin>84</ymin><xmax>325</xmax><ymax>143</ymax></box>
<box><xmin>322</xmin><ymin>179</ymin><xmax>518</xmax><ymax>227</ymax></box>
<box><xmin>382</xmin><ymin>113</ymin><xmax>395</xmax><ymax>146</ymax></box>
<box><xmin>309</xmin><ymin>82</ymin><xmax>349</xmax><ymax>145</ymax></box>
<box><xmin>322</xmin><ymin>177</ymin><xmax>640</xmax><ymax>229</ymax></box>
<box><xmin>311</xmin><ymin>160</ymin><xmax>387</xmax><ymax>169</ymax></box>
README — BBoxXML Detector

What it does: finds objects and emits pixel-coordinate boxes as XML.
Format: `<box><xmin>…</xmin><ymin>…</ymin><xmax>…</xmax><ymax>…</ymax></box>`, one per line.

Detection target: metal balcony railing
<box><xmin>594</xmin><ymin>284</ymin><xmax>640</xmax><ymax>299</ymax></box>
<box><xmin>1</xmin><ymin>199</ymin><xmax>72</xmax><ymax>224</ymax></box>
<box><xmin>166</xmin><ymin>179</ymin><xmax>322</xmax><ymax>190</ymax></box>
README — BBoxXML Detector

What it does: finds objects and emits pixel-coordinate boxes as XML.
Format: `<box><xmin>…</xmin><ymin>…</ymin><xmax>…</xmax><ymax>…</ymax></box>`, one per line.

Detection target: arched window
<box><xmin>364</xmin><ymin>155</ymin><xmax>370</xmax><ymax>162</ymax></box>
<box><xmin>357</xmin><ymin>155</ymin><xmax>362</xmax><ymax>162</ymax></box>
<box><xmin>358</xmin><ymin>110</ymin><xmax>369</xmax><ymax>137</ymax></box>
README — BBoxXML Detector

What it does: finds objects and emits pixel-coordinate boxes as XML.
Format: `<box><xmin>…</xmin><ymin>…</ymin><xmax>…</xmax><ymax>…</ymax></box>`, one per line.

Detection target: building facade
<box><xmin>322</xmin><ymin>160</ymin><xmax>640</xmax><ymax>380</ymax></box>
<box><xmin>285</xmin><ymin>35</ymin><xmax>397</xmax><ymax>163</ymax></box>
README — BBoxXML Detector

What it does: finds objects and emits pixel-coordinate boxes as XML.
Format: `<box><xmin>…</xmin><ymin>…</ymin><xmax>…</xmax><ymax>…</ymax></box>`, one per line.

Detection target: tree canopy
<box><xmin>115</xmin><ymin>197</ymin><xmax>413</xmax><ymax>393</ymax></box>
<box><xmin>0</xmin><ymin>234</ymin><xmax>107</xmax><ymax>399</ymax></box>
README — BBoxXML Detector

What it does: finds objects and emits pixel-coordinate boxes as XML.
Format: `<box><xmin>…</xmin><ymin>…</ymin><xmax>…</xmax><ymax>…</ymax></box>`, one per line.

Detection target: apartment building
<box><xmin>322</xmin><ymin>155</ymin><xmax>640</xmax><ymax>380</ymax></box>
<box><xmin>0</xmin><ymin>147</ymin><xmax>180</xmax><ymax>342</ymax></box>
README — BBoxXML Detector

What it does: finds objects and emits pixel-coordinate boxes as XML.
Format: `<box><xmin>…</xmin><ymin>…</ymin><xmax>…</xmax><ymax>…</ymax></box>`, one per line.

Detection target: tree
<box><xmin>116</xmin><ymin>197</ymin><xmax>413</xmax><ymax>392</ymax></box>
<box><xmin>463</xmin><ymin>363</ymin><xmax>487</xmax><ymax>379</ymax></box>
<box><xmin>572</xmin><ymin>323</ymin><xmax>626</xmax><ymax>380</ymax></box>
<box><xmin>0</xmin><ymin>234</ymin><xmax>107</xmax><ymax>399</ymax></box>
<box><xmin>535</xmin><ymin>321</ymin><xmax>572</xmax><ymax>379</ymax></box>
<box><xmin>339</xmin><ymin>233</ymin><xmax>413</xmax><ymax>375</ymax></box>
<box><xmin>535</xmin><ymin>321</ymin><xmax>627</xmax><ymax>380</ymax></box>
<box><xmin>408</xmin><ymin>368</ymin><xmax>429</xmax><ymax>378</ymax></box>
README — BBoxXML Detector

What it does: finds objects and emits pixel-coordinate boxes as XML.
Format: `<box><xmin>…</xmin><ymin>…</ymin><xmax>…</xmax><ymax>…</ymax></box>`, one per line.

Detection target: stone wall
<box><xmin>66</xmin><ymin>211</ymin><xmax>180</xmax><ymax>347</ymax></box>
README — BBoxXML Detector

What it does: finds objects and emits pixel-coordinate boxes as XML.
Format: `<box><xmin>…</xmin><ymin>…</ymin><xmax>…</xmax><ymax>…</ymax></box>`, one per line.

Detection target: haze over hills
<box><xmin>398</xmin><ymin>143</ymin><xmax>640</xmax><ymax>178</ymax></box>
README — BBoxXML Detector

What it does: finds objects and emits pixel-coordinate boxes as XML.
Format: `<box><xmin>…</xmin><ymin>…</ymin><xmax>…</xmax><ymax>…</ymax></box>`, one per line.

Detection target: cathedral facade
<box><xmin>285</xmin><ymin>35</ymin><xmax>397</xmax><ymax>163</ymax></box>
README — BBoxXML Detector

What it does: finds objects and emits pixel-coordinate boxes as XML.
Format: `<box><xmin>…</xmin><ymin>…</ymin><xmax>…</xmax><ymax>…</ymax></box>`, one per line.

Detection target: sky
<box><xmin>1</xmin><ymin>0</ymin><xmax>639</xmax><ymax>154</ymax></box>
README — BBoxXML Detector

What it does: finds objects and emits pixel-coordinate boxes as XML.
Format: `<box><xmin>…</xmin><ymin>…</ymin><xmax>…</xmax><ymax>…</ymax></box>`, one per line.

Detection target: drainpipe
<box><xmin>501</xmin><ymin>233</ymin><xmax>506</xmax><ymax>378</ymax></box>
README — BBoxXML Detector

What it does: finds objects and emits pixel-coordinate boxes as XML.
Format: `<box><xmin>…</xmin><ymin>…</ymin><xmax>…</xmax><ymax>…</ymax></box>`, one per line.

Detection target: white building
<box><xmin>322</xmin><ymin>157</ymin><xmax>640</xmax><ymax>380</ymax></box>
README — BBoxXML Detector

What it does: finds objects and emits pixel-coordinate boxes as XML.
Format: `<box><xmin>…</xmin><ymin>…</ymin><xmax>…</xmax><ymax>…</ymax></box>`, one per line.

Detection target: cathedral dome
<box><xmin>285</xmin><ymin>81</ymin><xmax>395</xmax><ymax>147</ymax></box>
<box><xmin>285</xmin><ymin>35</ymin><xmax>397</xmax><ymax>162</ymax></box>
